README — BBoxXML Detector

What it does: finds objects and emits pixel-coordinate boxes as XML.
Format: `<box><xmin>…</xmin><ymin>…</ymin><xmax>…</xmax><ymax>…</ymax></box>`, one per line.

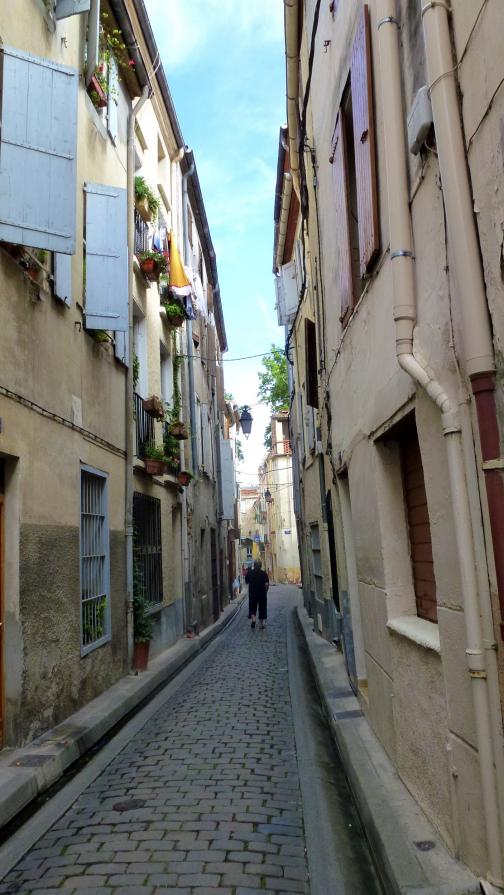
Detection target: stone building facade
<box><xmin>275</xmin><ymin>0</ymin><xmax>504</xmax><ymax>884</ymax></box>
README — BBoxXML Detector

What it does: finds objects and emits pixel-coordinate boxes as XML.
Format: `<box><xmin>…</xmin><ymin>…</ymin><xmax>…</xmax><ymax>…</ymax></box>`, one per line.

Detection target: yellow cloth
<box><xmin>169</xmin><ymin>231</ymin><xmax>191</xmax><ymax>289</ymax></box>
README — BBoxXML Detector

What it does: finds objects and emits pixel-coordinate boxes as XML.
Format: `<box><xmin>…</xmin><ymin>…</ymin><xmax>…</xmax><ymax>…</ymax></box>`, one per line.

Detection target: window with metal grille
<box><xmin>134</xmin><ymin>208</ymin><xmax>150</xmax><ymax>255</ymax></box>
<box><xmin>310</xmin><ymin>523</ymin><xmax>323</xmax><ymax>601</ymax></box>
<box><xmin>133</xmin><ymin>492</ymin><xmax>163</xmax><ymax>607</ymax></box>
<box><xmin>80</xmin><ymin>468</ymin><xmax>110</xmax><ymax>652</ymax></box>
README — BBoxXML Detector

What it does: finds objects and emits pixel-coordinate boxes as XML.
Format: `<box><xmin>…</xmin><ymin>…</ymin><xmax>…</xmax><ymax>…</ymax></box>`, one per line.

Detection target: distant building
<box><xmin>260</xmin><ymin>413</ymin><xmax>300</xmax><ymax>585</ymax></box>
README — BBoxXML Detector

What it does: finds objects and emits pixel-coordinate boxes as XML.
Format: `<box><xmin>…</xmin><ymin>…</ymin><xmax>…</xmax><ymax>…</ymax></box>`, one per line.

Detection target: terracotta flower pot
<box><xmin>88</xmin><ymin>73</ymin><xmax>108</xmax><ymax>109</ymax></box>
<box><xmin>140</xmin><ymin>258</ymin><xmax>159</xmax><ymax>282</ymax></box>
<box><xmin>133</xmin><ymin>641</ymin><xmax>150</xmax><ymax>671</ymax></box>
<box><xmin>143</xmin><ymin>395</ymin><xmax>164</xmax><ymax>420</ymax></box>
<box><xmin>177</xmin><ymin>471</ymin><xmax>191</xmax><ymax>487</ymax></box>
<box><xmin>166</xmin><ymin>313</ymin><xmax>185</xmax><ymax>328</ymax></box>
<box><xmin>169</xmin><ymin>422</ymin><xmax>189</xmax><ymax>440</ymax></box>
<box><xmin>144</xmin><ymin>458</ymin><xmax>165</xmax><ymax>476</ymax></box>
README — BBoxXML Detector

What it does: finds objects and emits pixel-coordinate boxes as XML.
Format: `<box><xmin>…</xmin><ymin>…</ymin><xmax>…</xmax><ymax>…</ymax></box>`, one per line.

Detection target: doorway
<box><xmin>210</xmin><ymin>529</ymin><xmax>220</xmax><ymax>621</ymax></box>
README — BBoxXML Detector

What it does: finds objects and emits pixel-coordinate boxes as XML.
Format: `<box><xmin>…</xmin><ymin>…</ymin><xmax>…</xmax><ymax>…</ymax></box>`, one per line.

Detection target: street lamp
<box><xmin>264</xmin><ymin>488</ymin><xmax>272</xmax><ymax>503</ymax></box>
<box><xmin>239</xmin><ymin>405</ymin><xmax>253</xmax><ymax>439</ymax></box>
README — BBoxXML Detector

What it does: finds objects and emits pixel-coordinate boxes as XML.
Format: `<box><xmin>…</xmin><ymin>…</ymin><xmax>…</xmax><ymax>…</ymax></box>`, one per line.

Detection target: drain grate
<box><xmin>112</xmin><ymin>798</ymin><xmax>146</xmax><ymax>812</ymax></box>
<box><xmin>414</xmin><ymin>840</ymin><xmax>435</xmax><ymax>852</ymax></box>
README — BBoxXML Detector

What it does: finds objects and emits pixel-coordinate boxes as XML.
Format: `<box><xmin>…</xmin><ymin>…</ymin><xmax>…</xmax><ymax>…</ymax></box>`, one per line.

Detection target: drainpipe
<box><xmin>126</xmin><ymin>85</ymin><xmax>149</xmax><ymax>667</ymax></box>
<box><xmin>377</xmin><ymin>3</ymin><xmax>504</xmax><ymax>888</ymax></box>
<box><xmin>182</xmin><ymin>155</ymin><xmax>198</xmax><ymax>473</ymax></box>
<box><xmin>284</xmin><ymin>0</ymin><xmax>301</xmax><ymax>197</ymax></box>
<box><xmin>420</xmin><ymin>0</ymin><xmax>504</xmax><ymax>632</ymax></box>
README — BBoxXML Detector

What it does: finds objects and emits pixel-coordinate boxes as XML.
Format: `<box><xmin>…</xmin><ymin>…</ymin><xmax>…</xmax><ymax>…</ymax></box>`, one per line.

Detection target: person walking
<box><xmin>245</xmin><ymin>559</ymin><xmax>269</xmax><ymax>630</ymax></box>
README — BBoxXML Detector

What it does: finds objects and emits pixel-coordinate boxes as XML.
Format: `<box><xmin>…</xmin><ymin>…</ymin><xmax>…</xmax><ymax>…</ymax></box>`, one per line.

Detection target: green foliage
<box><xmin>91</xmin><ymin>329</ymin><xmax>109</xmax><ymax>343</ymax></box>
<box><xmin>163</xmin><ymin>300</ymin><xmax>185</xmax><ymax>321</ymax></box>
<box><xmin>134</xmin><ymin>177</ymin><xmax>160</xmax><ymax>218</ymax></box>
<box><xmin>139</xmin><ymin>250</ymin><xmax>167</xmax><ymax>275</ymax></box>
<box><xmin>172</xmin><ymin>342</ymin><xmax>182</xmax><ymax>419</ymax></box>
<box><xmin>224</xmin><ymin>391</ymin><xmax>233</xmax><ymax>402</ymax></box>
<box><xmin>235</xmin><ymin>438</ymin><xmax>245</xmax><ymax>462</ymax></box>
<box><xmin>133</xmin><ymin>568</ymin><xmax>153</xmax><ymax>643</ymax></box>
<box><xmin>82</xmin><ymin>596</ymin><xmax>106</xmax><ymax>643</ymax></box>
<box><xmin>133</xmin><ymin>352</ymin><xmax>140</xmax><ymax>390</ymax></box>
<box><xmin>263</xmin><ymin>423</ymin><xmax>272</xmax><ymax>450</ymax></box>
<box><xmin>257</xmin><ymin>345</ymin><xmax>289</xmax><ymax>413</ymax></box>
<box><xmin>143</xmin><ymin>443</ymin><xmax>165</xmax><ymax>461</ymax></box>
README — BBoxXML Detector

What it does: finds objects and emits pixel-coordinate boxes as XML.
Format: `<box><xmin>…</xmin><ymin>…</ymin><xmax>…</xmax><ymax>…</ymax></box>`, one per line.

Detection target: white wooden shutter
<box><xmin>107</xmin><ymin>56</ymin><xmax>119</xmax><ymax>145</ymax></box>
<box><xmin>305</xmin><ymin>404</ymin><xmax>316</xmax><ymax>453</ymax></box>
<box><xmin>201</xmin><ymin>404</ymin><xmax>211</xmax><ymax>474</ymax></box>
<box><xmin>84</xmin><ymin>182</ymin><xmax>128</xmax><ymax>331</ymax></box>
<box><xmin>114</xmin><ymin>330</ymin><xmax>129</xmax><ymax>366</ymax></box>
<box><xmin>0</xmin><ymin>47</ymin><xmax>78</xmax><ymax>254</ymax></box>
<box><xmin>54</xmin><ymin>252</ymin><xmax>72</xmax><ymax>306</ymax></box>
<box><xmin>281</xmin><ymin>260</ymin><xmax>298</xmax><ymax>322</ymax></box>
<box><xmin>55</xmin><ymin>0</ymin><xmax>90</xmax><ymax>19</ymax></box>
<box><xmin>220</xmin><ymin>437</ymin><xmax>235</xmax><ymax>520</ymax></box>
<box><xmin>86</xmin><ymin>0</ymin><xmax>101</xmax><ymax>86</ymax></box>
<box><xmin>275</xmin><ymin>274</ymin><xmax>286</xmax><ymax>326</ymax></box>
<box><xmin>298</xmin><ymin>390</ymin><xmax>306</xmax><ymax>462</ymax></box>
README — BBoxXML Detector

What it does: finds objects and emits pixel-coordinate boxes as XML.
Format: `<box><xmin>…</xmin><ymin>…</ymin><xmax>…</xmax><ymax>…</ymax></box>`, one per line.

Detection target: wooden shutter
<box><xmin>331</xmin><ymin>113</ymin><xmax>353</xmax><ymax>322</ymax></box>
<box><xmin>114</xmin><ymin>330</ymin><xmax>129</xmax><ymax>367</ymax></box>
<box><xmin>220</xmin><ymin>438</ymin><xmax>235</xmax><ymax>520</ymax></box>
<box><xmin>0</xmin><ymin>47</ymin><xmax>78</xmax><ymax>254</ymax></box>
<box><xmin>55</xmin><ymin>0</ymin><xmax>90</xmax><ymax>19</ymax></box>
<box><xmin>86</xmin><ymin>0</ymin><xmax>101</xmax><ymax>86</ymax></box>
<box><xmin>207</xmin><ymin>325</ymin><xmax>217</xmax><ymax>377</ymax></box>
<box><xmin>351</xmin><ymin>4</ymin><xmax>379</xmax><ymax>275</ymax></box>
<box><xmin>107</xmin><ymin>55</ymin><xmax>119</xmax><ymax>145</ymax></box>
<box><xmin>400</xmin><ymin>428</ymin><xmax>438</xmax><ymax>623</ymax></box>
<box><xmin>84</xmin><ymin>182</ymin><xmax>128</xmax><ymax>331</ymax></box>
<box><xmin>54</xmin><ymin>253</ymin><xmax>72</xmax><ymax>306</ymax></box>
<box><xmin>305</xmin><ymin>318</ymin><xmax>318</xmax><ymax>409</ymax></box>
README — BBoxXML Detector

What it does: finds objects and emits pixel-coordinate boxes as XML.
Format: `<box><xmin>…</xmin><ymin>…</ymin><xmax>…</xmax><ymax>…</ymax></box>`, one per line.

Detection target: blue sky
<box><xmin>144</xmin><ymin>0</ymin><xmax>285</xmax><ymax>481</ymax></box>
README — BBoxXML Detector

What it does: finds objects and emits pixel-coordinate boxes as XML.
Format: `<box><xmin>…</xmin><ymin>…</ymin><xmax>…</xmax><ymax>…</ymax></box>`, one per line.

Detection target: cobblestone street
<box><xmin>0</xmin><ymin>588</ymin><xmax>381</xmax><ymax>895</ymax></box>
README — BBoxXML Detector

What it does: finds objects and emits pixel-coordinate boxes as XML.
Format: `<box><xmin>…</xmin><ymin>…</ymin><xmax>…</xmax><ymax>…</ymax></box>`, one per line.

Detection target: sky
<box><xmin>143</xmin><ymin>0</ymin><xmax>286</xmax><ymax>486</ymax></box>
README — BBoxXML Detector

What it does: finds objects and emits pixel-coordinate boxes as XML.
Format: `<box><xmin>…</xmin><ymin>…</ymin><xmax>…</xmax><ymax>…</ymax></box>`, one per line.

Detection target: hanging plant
<box><xmin>139</xmin><ymin>251</ymin><xmax>167</xmax><ymax>283</ymax></box>
<box><xmin>163</xmin><ymin>300</ymin><xmax>185</xmax><ymax>328</ymax></box>
<box><xmin>135</xmin><ymin>176</ymin><xmax>160</xmax><ymax>222</ymax></box>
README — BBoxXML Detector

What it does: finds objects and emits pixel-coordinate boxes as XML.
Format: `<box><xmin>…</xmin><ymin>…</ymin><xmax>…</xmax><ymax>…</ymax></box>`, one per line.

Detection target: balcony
<box><xmin>134</xmin><ymin>209</ymin><xmax>150</xmax><ymax>256</ymax></box>
<box><xmin>134</xmin><ymin>393</ymin><xmax>154</xmax><ymax>459</ymax></box>
<box><xmin>272</xmin><ymin>438</ymin><xmax>292</xmax><ymax>456</ymax></box>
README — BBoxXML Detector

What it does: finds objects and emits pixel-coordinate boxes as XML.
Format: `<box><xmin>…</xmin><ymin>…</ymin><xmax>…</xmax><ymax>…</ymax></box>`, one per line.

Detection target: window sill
<box><xmin>387</xmin><ymin>615</ymin><xmax>440</xmax><ymax>654</ymax></box>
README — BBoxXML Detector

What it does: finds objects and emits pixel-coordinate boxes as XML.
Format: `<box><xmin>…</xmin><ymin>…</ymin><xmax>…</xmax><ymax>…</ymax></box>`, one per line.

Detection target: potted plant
<box><xmin>88</xmin><ymin>70</ymin><xmax>108</xmax><ymax>108</ymax></box>
<box><xmin>139</xmin><ymin>250</ymin><xmax>167</xmax><ymax>283</ymax></box>
<box><xmin>133</xmin><ymin>574</ymin><xmax>153</xmax><ymax>671</ymax></box>
<box><xmin>165</xmin><ymin>455</ymin><xmax>181</xmax><ymax>476</ymax></box>
<box><xmin>177</xmin><ymin>470</ymin><xmax>193</xmax><ymax>487</ymax></box>
<box><xmin>169</xmin><ymin>420</ymin><xmax>189</xmax><ymax>440</ymax></box>
<box><xmin>143</xmin><ymin>394</ymin><xmax>164</xmax><ymax>420</ymax></box>
<box><xmin>143</xmin><ymin>443</ymin><xmax>166</xmax><ymax>476</ymax></box>
<box><xmin>163</xmin><ymin>299</ymin><xmax>186</xmax><ymax>328</ymax></box>
<box><xmin>135</xmin><ymin>176</ymin><xmax>160</xmax><ymax>223</ymax></box>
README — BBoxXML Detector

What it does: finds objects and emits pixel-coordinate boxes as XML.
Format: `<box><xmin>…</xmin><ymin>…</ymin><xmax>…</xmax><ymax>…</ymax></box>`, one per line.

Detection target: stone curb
<box><xmin>295</xmin><ymin>603</ymin><xmax>480</xmax><ymax>895</ymax></box>
<box><xmin>0</xmin><ymin>594</ymin><xmax>246</xmax><ymax>832</ymax></box>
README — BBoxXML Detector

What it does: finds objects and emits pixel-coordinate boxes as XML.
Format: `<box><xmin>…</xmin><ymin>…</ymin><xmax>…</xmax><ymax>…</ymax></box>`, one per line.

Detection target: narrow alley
<box><xmin>0</xmin><ymin>588</ymin><xmax>382</xmax><ymax>895</ymax></box>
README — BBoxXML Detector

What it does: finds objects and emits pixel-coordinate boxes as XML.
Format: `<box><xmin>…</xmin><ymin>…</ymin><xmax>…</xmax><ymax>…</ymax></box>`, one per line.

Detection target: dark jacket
<box><xmin>245</xmin><ymin>568</ymin><xmax>269</xmax><ymax>598</ymax></box>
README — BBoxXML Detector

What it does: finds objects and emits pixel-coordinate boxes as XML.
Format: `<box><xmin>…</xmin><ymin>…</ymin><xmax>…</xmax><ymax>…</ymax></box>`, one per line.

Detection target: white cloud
<box><xmin>144</xmin><ymin>0</ymin><xmax>283</xmax><ymax>70</ymax></box>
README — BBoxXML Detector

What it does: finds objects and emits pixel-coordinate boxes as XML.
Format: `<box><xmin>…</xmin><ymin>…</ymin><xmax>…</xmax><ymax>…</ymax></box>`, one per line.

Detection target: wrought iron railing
<box><xmin>134</xmin><ymin>209</ymin><xmax>150</xmax><ymax>256</ymax></box>
<box><xmin>134</xmin><ymin>392</ymin><xmax>154</xmax><ymax>459</ymax></box>
<box><xmin>133</xmin><ymin>492</ymin><xmax>163</xmax><ymax>607</ymax></box>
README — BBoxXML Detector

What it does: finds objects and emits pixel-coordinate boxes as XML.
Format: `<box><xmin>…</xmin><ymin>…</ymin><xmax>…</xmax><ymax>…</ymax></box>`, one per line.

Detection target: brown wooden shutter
<box><xmin>351</xmin><ymin>4</ymin><xmax>379</xmax><ymax>275</ymax></box>
<box><xmin>331</xmin><ymin>113</ymin><xmax>353</xmax><ymax>322</ymax></box>
<box><xmin>400</xmin><ymin>429</ymin><xmax>438</xmax><ymax>623</ymax></box>
<box><xmin>305</xmin><ymin>318</ymin><xmax>319</xmax><ymax>409</ymax></box>
<box><xmin>207</xmin><ymin>325</ymin><xmax>216</xmax><ymax>377</ymax></box>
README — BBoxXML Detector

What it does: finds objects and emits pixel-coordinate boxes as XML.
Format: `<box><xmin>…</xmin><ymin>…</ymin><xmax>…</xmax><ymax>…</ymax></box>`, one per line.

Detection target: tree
<box><xmin>263</xmin><ymin>423</ymin><xmax>272</xmax><ymax>450</ymax></box>
<box><xmin>257</xmin><ymin>345</ymin><xmax>289</xmax><ymax>413</ymax></box>
<box><xmin>235</xmin><ymin>438</ymin><xmax>245</xmax><ymax>462</ymax></box>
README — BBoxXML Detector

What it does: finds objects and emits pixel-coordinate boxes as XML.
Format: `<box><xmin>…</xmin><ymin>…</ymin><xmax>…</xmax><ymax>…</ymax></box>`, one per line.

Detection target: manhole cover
<box><xmin>112</xmin><ymin>798</ymin><xmax>146</xmax><ymax>812</ymax></box>
<box><xmin>414</xmin><ymin>840</ymin><xmax>435</xmax><ymax>852</ymax></box>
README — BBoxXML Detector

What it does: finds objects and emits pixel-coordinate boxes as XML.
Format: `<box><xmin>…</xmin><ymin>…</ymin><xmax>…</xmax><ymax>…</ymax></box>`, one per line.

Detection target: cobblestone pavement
<box><xmin>1</xmin><ymin>589</ymin><xmax>311</xmax><ymax>895</ymax></box>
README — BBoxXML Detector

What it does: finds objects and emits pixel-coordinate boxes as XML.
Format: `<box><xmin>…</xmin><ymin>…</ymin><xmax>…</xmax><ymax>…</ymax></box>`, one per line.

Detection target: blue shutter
<box><xmin>0</xmin><ymin>47</ymin><xmax>77</xmax><ymax>254</ymax></box>
<box><xmin>55</xmin><ymin>0</ymin><xmax>90</xmax><ymax>19</ymax></box>
<box><xmin>86</xmin><ymin>0</ymin><xmax>101</xmax><ymax>86</ymax></box>
<box><xmin>54</xmin><ymin>252</ymin><xmax>72</xmax><ymax>306</ymax></box>
<box><xmin>114</xmin><ymin>330</ymin><xmax>129</xmax><ymax>366</ymax></box>
<box><xmin>107</xmin><ymin>56</ymin><xmax>119</xmax><ymax>145</ymax></box>
<box><xmin>84</xmin><ymin>183</ymin><xmax>128</xmax><ymax>331</ymax></box>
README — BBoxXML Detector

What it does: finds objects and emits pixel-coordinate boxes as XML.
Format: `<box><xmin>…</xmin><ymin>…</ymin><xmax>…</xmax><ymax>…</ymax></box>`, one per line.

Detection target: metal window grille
<box><xmin>81</xmin><ymin>469</ymin><xmax>109</xmax><ymax>651</ymax></box>
<box><xmin>134</xmin><ymin>392</ymin><xmax>155</xmax><ymax>459</ymax></box>
<box><xmin>134</xmin><ymin>209</ymin><xmax>150</xmax><ymax>255</ymax></box>
<box><xmin>133</xmin><ymin>492</ymin><xmax>163</xmax><ymax>607</ymax></box>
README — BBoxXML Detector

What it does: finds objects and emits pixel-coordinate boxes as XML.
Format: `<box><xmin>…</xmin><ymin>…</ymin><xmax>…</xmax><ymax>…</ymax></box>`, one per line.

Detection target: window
<box><xmin>305</xmin><ymin>318</ymin><xmax>319</xmax><ymax>408</ymax></box>
<box><xmin>399</xmin><ymin>421</ymin><xmax>437</xmax><ymax>623</ymax></box>
<box><xmin>331</xmin><ymin>4</ymin><xmax>379</xmax><ymax>326</ymax></box>
<box><xmin>310</xmin><ymin>524</ymin><xmax>323</xmax><ymax>602</ymax></box>
<box><xmin>133</xmin><ymin>493</ymin><xmax>163</xmax><ymax>607</ymax></box>
<box><xmin>80</xmin><ymin>468</ymin><xmax>110</xmax><ymax>652</ymax></box>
